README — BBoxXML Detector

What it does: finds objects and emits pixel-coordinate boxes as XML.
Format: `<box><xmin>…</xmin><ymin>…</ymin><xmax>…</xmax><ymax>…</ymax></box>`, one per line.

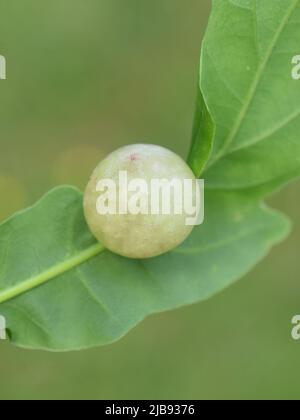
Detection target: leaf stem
<box><xmin>0</xmin><ymin>243</ymin><xmax>105</xmax><ymax>304</ymax></box>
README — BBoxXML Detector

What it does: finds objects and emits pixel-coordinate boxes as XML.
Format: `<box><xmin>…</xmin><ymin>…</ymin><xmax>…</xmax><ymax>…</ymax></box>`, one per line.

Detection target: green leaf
<box><xmin>0</xmin><ymin>186</ymin><xmax>289</xmax><ymax>351</ymax></box>
<box><xmin>201</xmin><ymin>0</ymin><xmax>300</xmax><ymax>191</ymax></box>
<box><xmin>0</xmin><ymin>0</ymin><xmax>299</xmax><ymax>351</ymax></box>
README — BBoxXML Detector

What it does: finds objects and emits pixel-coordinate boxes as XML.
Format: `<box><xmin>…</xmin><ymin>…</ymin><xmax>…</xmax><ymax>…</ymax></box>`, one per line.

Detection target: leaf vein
<box><xmin>174</xmin><ymin>226</ymin><xmax>266</xmax><ymax>255</ymax></box>
<box><xmin>76</xmin><ymin>268</ymin><xmax>118</xmax><ymax>322</ymax></box>
<box><xmin>208</xmin><ymin>0</ymin><xmax>299</xmax><ymax>168</ymax></box>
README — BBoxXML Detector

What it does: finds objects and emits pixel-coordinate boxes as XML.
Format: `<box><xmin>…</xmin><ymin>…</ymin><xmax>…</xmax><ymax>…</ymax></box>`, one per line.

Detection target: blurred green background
<box><xmin>0</xmin><ymin>0</ymin><xmax>300</xmax><ymax>400</ymax></box>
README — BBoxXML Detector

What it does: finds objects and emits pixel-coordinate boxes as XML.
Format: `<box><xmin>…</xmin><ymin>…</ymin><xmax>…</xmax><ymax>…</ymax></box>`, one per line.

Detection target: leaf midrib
<box><xmin>0</xmin><ymin>243</ymin><xmax>105</xmax><ymax>305</ymax></box>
